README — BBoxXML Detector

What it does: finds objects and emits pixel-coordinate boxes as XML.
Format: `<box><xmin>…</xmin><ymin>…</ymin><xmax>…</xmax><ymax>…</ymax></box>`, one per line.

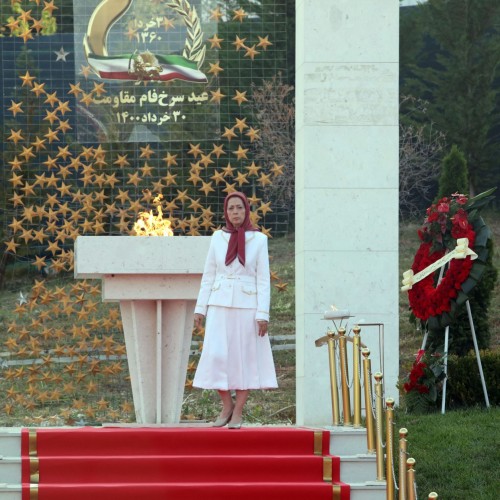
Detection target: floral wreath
<box><xmin>406</xmin><ymin>190</ymin><xmax>495</xmax><ymax>331</ymax></box>
<box><xmin>398</xmin><ymin>349</ymin><xmax>446</xmax><ymax>413</ymax></box>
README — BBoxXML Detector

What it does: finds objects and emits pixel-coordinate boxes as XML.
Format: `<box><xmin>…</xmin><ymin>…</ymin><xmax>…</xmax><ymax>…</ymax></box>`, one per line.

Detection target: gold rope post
<box><xmin>338</xmin><ymin>327</ymin><xmax>351</xmax><ymax>425</ymax></box>
<box><xmin>385</xmin><ymin>398</ymin><xmax>395</xmax><ymax>500</ymax></box>
<box><xmin>352</xmin><ymin>325</ymin><xmax>362</xmax><ymax>427</ymax></box>
<box><xmin>362</xmin><ymin>348</ymin><xmax>376</xmax><ymax>453</ymax></box>
<box><xmin>406</xmin><ymin>458</ymin><xmax>416</xmax><ymax>500</ymax></box>
<box><xmin>398</xmin><ymin>428</ymin><xmax>408</xmax><ymax>500</ymax></box>
<box><xmin>327</xmin><ymin>329</ymin><xmax>341</xmax><ymax>425</ymax></box>
<box><xmin>374</xmin><ymin>372</ymin><xmax>385</xmax><ymax>480</ymax></box>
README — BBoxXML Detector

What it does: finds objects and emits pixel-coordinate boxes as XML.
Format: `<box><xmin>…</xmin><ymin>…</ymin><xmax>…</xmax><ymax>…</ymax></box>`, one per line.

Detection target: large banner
<box><xmin>73</xmin><ymin>0</ymin><xmax>217</xmax><ymax>143</ymax></box>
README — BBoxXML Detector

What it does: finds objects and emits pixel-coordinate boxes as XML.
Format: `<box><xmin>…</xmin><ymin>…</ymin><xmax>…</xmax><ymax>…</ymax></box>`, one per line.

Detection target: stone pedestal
<box><xmin>74</xmin><ymin>236</ymin><xmax>211</xmax><ymax>424</ymax></box>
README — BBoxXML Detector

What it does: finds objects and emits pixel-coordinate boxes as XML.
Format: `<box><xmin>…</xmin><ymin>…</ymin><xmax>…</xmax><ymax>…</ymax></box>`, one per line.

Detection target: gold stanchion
<box><xmin>428</xmin><ymin>494</ymin><xmax>438</xmax><ymax>499</ymax></box>
<box><xmin>374</xmin><ymin>372</ymin><xmax>385</xmax><ymax>480</ymax></box>
<box><xmin>406</xmin><ymin>458</ymin><xmax>416</xmax><ymax>500</ymax></box>
<box><xmin>327</xmin><ymin>329</ymin><xmax>341</xmax><ymax>426</ymax></box>
<box><xmin>352</xmin><ymin>325</ymin><xmax>362</xmax><ymax>427</ymax></box>
<box><xmin>362</xmin><ymin>348</ymin><xmax>376</xmax><ymax>453</ymax></box>
<box><xmin>338</xmin><ymin>327</ymin><xmax>351</xmax><ymax>425</ymax></box>
<box><xmin>385</xmin><ymin>398</ymin><xmax>395</xmax><ymax>500</ymax></box>
<box><xmin>398</xmin><ymin>428</ymin><xmax>408</xmax><ymax>500</ymax></box>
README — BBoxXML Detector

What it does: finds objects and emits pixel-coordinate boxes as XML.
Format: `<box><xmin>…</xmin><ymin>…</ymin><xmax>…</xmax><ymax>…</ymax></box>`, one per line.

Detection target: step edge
<box><xmin>327</xmin><ymin>427</ymin><xmax>367</xmax><ymax>434</ymax></box>
<box><xmin>18</xmin><ymin>454</ymin><xmax>335</xmax><ymax>459</ymax></box>
<box><xmin>339</xmin><ymin>454</ymin><xmax>377</xmax><ymax>461</ymax></box>
<box><xmin>1</xmin><ymin>482</ymin><xmax>350</xmax><ymax>488</ymax></box>
<box><xmin>349</xmin><ymin>481</ymin><xmax>387</xmax><ymax>488</ymax></box>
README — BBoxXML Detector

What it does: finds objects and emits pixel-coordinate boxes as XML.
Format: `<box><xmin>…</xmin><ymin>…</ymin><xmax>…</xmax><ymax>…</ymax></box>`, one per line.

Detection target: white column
<box><xmin>296</xmin><ymin>0</ymin><xmax>400</xmax><ymax>425</ymax></box>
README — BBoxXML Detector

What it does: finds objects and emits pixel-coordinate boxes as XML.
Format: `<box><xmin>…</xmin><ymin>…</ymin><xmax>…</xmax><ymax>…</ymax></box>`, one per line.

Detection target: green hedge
<box><xmin>446</xmin><ymin>350</ymin><xmax>500</xmax><ymax>407</ymax></box>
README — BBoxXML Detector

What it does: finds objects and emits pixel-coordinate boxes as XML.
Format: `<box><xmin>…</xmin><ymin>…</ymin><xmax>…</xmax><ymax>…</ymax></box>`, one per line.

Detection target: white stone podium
<box><xmin>74</xmin><ymin>236</ymin><xmax>211</xmax><ymax>424</ymax></box>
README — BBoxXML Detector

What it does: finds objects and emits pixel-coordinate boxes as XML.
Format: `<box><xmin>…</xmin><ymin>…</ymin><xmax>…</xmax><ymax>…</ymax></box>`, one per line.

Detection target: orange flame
<box><xmin>133</xmin><ymin>194</ymin><xmax>173</xmax><ymax>236</ymax></box>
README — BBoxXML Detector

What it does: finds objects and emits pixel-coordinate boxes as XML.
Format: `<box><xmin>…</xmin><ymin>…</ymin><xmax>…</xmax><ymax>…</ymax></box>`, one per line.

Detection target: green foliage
<box><xmin>446</xmin><ymin>350</ymin><xmax>500</xmax><ymax>407</ymax></box>
<box><xmin>40</xmin><ymin>10</ymin><xmax>57</xmax><ymax>36</ymax></box>
<box><xmin>399</xmin><ymin>350</ymin><xmax>447</xmax><ymax>414</ymax></box>
<box><xmin>0</xmin><ymin>2</ymin><xmax>58</xmax><ymax>36</ymax></box>
<box><xmin>437</xmin><ymin>145</ymin><xmax>468</xmax><ymax>200</ymax></box>
<box><xmin>403</xmin><ymin>388</ymin><xmax>439</xmax><ymax>414</ymax></box>
<box><xmin>400</xmin><ymin>0</ymin><xmax>500</xmax><ymax>196</ymax></box>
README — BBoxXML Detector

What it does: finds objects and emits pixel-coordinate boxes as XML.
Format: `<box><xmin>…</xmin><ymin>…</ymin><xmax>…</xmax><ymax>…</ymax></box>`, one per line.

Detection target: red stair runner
<box><xmin>22</xmin><ymin>427</ymin><xmax>350</xmax><ymax>500</ymax></box>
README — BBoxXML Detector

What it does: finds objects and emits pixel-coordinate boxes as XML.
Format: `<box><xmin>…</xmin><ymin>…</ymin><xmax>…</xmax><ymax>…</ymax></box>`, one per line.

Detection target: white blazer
<box><xmin>194</xmin><ymin>230</ymin><xmax>270</xmax><ymax>321</ymax></box>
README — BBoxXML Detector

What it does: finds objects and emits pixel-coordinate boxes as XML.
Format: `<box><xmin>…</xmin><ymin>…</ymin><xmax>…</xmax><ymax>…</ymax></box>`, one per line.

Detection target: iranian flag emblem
<box><xmin>86</xmin><ymin>51</ymin><xmax>208</xmax><ymax>83</ymax></box>
<box><xmin>83</xmin><ymin>0</ymin><xmax>207</xmax><ymax>84</ymax></box>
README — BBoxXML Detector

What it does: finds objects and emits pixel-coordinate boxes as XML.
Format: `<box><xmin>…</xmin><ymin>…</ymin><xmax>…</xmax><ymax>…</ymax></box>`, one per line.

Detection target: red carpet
<box><xmin>21</xmin><ymin>427</ymin><xmax>350</xmax><ymax>500</ymax></box>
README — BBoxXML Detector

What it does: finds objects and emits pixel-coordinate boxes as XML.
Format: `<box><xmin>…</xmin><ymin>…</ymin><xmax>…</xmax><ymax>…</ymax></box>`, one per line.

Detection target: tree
<box><xmin>401</xmin><ymin>0</ymin><xmax>500</xmax><ymax>196</ymax></box>
<box><xmin>251</xmin><ymin>74</ymin><xmax>295</xmax><ymax>211</ymax></box>
<box><xmin>437</xmin><ymin>145</ymin><xmax>469</xmax><ymax>199</ymax></box>
<box><xmin>399</xmin><ymin>96</ymin><xmax>447</xmax><ymax>218</ymax></box>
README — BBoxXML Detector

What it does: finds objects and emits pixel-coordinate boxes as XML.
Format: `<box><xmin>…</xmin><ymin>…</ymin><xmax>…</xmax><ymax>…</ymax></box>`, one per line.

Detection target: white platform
<box><xmin>0</xmin><ymin>426</ymin><xmax>387</xmax><ymax>499</ymax></box>
<box><xmin>0</xmin><ymin>429</ymin><xmax>21</xmax><ymax>500</ymax></box>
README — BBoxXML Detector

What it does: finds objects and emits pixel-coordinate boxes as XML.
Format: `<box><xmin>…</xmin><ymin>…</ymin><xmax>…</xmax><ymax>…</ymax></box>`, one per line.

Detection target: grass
<box><xmin>396</xmin><ymin>407</ymin><xmax>500</xmax><ymax>499</ymax></box>
<box><xmin>0</xmin><ymin>218</ymin><xmax>498</xmax><ymax>497</ymax></box>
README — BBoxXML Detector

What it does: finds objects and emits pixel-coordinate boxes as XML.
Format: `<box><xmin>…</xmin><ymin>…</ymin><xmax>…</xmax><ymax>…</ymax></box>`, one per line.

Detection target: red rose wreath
<box><xmin>405</xmin><ymin>191</ymin><xmax>494</xmax><ymax>330</ymax></box>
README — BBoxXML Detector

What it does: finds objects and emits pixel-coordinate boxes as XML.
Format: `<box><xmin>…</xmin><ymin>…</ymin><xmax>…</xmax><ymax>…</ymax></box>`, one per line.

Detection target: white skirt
<box><xmin>193</xmin><ymin>306</ymin><xmax>278</xmax><ymax>390</ymax></box>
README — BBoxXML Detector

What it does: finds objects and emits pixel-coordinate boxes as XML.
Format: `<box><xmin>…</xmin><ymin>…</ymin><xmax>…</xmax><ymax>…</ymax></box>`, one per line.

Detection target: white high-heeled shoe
<box><xmin>212</xmin><ymin>410</ymin><xmax>233</xmax><ymax>427</ymax></box>
<box><xmin>227</xmin><ymin>417</ymin><xmax>242</xmax><ymax>429</ymax></box>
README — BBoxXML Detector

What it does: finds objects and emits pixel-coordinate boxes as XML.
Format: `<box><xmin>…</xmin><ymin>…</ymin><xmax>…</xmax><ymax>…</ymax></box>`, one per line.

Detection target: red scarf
<box><xmin>222</xmin><ymin>192</ymin><xmax>259</xmax><ymax>266</ymax></box>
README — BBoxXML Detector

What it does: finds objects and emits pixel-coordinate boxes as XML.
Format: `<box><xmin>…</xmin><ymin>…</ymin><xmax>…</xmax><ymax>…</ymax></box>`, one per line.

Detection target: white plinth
<box><xmin>295</xmin><ymin>0</ymin><xmax>400</xmax><ymax>425</ymax></box>
<box><xmin>74</xmin><ymin>236</ymin><xmax>211</xmax><ymax>424</ymax></box>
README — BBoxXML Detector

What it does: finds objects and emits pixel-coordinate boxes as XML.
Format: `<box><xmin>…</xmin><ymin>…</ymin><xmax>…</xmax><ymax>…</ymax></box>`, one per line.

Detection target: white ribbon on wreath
<box><xmin>400</xmin><ymin>237</ymin><xmax>478</xmax><ymax>292</ymax></box>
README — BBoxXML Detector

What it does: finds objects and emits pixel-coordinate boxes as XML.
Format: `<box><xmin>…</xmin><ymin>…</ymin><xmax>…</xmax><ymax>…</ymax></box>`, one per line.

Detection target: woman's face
<box><xmin>226</xmin><ymin>197</ymin><xmax>246</xmax><ymax>228</ymax></box>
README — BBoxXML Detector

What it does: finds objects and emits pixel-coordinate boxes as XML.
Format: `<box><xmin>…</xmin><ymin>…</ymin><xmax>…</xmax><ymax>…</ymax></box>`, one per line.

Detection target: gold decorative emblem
<box><xmin>84</xmin><ymin>0</ymin><xmax>207</xmax><ymax>82</ymax></box>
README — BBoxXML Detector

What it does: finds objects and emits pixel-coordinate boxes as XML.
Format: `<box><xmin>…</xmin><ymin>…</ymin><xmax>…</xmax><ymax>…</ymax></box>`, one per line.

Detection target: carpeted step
<box><xmin>30</xmin><ymin>482</ymin><xmax>343</xmax><ymax>500</ymax></box>
<box><xmin>21</xmin><ymin>427</ymin><xmax>350</xmax><ymax>500</ymax></box>
<box><xmin>28</xmin><ymin>427</ymin><xmax>327</xmax><ymax>456</ymax></box>
<box><xmin>34</xmin><ymin>454</ymin><xmax>340</xmax><ymax>483</ymax></box>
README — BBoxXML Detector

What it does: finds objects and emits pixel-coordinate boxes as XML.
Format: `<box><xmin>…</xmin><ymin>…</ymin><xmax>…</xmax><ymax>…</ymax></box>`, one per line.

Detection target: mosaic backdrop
<box><xmin>0</xmin><ymin>0</ymin><xmax>291</xmax><ymax>424</ymax></box>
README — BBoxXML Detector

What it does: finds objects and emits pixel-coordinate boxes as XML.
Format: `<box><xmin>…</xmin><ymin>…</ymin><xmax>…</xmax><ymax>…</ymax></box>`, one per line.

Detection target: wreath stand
<box><xmin>418</xmin><ymin>261</ymin><xmax>491</xmax><ymax>414</ymax></box>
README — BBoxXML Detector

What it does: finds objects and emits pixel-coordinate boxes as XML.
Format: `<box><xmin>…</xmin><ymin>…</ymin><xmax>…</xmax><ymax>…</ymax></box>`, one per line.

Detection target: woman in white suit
<box><xmin>193</xmin><ymin>192</ymin><xmax>278</xmax><ymax>428</ymax></box>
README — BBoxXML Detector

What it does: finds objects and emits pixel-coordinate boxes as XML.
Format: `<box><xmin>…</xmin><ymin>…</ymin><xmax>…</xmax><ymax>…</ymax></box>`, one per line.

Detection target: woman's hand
<box><xmin>194</xmin><ymin>313</ymin><xmax>205</xmax><ymax>330</ymax></box>
<box><xmin>257</xmin><ymin>320</ymin><xmax>268</xmax><ymax>337</ymax></box>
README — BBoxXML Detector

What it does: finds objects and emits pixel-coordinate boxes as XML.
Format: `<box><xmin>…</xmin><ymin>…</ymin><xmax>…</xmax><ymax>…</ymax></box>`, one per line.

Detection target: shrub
<box><xmin>437</xmin><ymin>144</ymin><xmax>468</xmax><ymax>199</ymax></box>
<box><xmin>446</xmin><ymin>350</ymin><xmax>500</xmax><ymax>407</ymax></box>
